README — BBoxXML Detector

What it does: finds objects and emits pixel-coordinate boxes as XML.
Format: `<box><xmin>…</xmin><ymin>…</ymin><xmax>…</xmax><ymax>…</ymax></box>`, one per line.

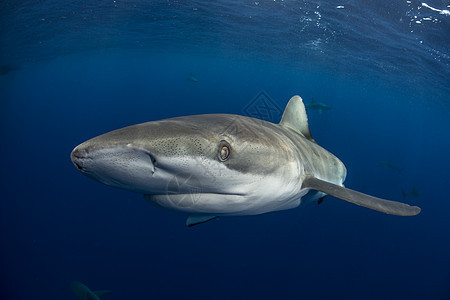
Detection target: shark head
<box><xmin>71</xmin><ymin>114</ymin><xmax>303</xmax><ymax>215</ymax></box>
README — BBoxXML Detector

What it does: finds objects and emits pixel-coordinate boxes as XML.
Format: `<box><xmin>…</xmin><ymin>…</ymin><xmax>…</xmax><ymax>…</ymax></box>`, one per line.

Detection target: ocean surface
<box><xmin>1</xmin><ymin>1</ymin><xmax>449</xmax><ymax>299</ymax></box>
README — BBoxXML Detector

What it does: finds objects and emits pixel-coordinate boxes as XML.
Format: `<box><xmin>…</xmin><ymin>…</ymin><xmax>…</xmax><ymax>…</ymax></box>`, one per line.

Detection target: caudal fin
<box><xmin>301</xmin><ymin>176</ymin><xmax>421</xmax><ymax>216</ymax></box>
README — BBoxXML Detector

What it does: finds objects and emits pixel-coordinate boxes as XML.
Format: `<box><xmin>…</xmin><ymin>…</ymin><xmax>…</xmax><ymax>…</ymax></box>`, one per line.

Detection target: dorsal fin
<box><xmin>279</xmin><ymin>95</ymin><xmax>315</xmax><ymax>142</ymax></box>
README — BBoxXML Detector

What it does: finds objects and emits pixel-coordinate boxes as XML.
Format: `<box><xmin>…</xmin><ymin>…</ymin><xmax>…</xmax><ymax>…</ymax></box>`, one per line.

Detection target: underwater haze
<box><xmin>1</xmin><ymin>1</ymin><xmax>449</xmax><ymax>299</ymax></box>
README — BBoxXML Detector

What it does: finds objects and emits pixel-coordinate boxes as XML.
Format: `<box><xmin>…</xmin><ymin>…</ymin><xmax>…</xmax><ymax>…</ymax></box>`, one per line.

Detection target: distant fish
<box><xmin>402</xmin><ymin>187</ymin><xmax>420</xmax><ymax>199</ymax></box>
<box><xmin>304</xmin><ymin>98</ymin><xmax>331</xmax><ymax>114</ymax></box>
<box><xmin>0</xmin><ymin>64</ymin><xmax>20</xmax><ymax>76</ymax></box>
<box><xmin>186</xmin><ymin>73</ymin><xmax>199</xmax><ymax>82</ymax></box>
<box><xmin>70</xmin><ymin>281</ymin><xmax>112</xmax><ymax>300</ymax></box>
<box><xmin>379</xmin><ymin>160</ymin><xmax>403</xmax><ymax>173</ymax></box>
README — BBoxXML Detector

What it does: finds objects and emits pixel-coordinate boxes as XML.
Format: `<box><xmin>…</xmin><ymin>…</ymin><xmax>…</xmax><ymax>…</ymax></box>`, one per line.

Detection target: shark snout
<box><xmin>71</xmin><ymin>145</ymin><xmax>89</xmax><ymax>171</ymax></box>
<box><xmin>71</xmin><ymin>141</ymin><xmax>162</xmax><ymax>193</ymax></box>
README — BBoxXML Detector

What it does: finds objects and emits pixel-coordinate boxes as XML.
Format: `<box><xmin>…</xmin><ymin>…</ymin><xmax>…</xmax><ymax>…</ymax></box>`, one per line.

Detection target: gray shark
<box><xmin>305</xmin><ymin>98</ymin><xmax>332</xmax><ymax>114</ymax></box>
<box><xmin>379</xmin><ymin>160</ymin><xmax>403</xmax><ymax>173</ymax></box>
<box><xmin>0</xmin><ymin>64</ymin><xmax>20</xmax><ymax>76</ymax></box>
<box><xmin>70</xmin><ymin>281</ymin><xmax>112</xmax><ymax>300</ymax></box>
<box><xmin>71</xmin><ymin>95</ymin><xmax>420</xmax><ymax>226</ymax></box>
<box><xmin>186</xmin><ymin>73</ymin><xmax>199</xmax><ymax>82</ymax></box>
<box><xmin>402</xmin><ymin>187</ymin><xmax>420</xmax><ymax>199</ymax></box>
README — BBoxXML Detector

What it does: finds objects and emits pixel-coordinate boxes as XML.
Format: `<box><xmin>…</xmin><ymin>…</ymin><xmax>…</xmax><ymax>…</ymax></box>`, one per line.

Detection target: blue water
<box><xmin>1</xmin><ymin>1</ymin><xmax>449</xmax><ymax>299</ymax></box>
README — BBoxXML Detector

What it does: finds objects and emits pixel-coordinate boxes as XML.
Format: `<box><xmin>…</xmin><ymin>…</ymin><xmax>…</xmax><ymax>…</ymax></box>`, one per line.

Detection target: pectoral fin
<box><xmin>186</xmin><ymin>215</ymin><xmax>219</xmax><ymax>227</ymax></box>
<box><xmin>302</xmin><ymin>176</ymin><xmax>421</xmax><ymax>216</ymax></box>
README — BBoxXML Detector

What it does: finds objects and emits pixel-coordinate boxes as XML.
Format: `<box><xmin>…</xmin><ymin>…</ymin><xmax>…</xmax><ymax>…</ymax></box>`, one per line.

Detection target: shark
<box><xmin>402</xmin><ymin>187</ymin><xmax>420</xmax><ymax>199</ymax></box>
<box><xmin>0</xmin><ymin>64</ymin><xmax>20</xmax><ymax>76</ymax></box>
<box><xmin>70</xmin><ymin>281</ymin><xmax>112</xmax><ymax>300</ymax></box>
<box><xmin>305</xmin><ymin>98</ymin><xmax>332</xmax><ymax>114</ymax></box>
<box><xmin>186</xmin><ymin>73</ymin><xmax>199</xmax><ymax>82</ymax></box>
<box><xmin>71</xmin><ymin>95</ymin><xmax>420</xmax><ymax>226</ymax></box>
<box><xmin>379</xmin><ymin>160</ymin><xmax>403</xmax><ymax>173</ymax></box>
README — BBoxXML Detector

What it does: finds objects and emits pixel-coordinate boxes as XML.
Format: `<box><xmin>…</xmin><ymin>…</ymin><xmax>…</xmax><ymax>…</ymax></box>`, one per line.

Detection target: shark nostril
<box><xmin>72</xmin><ymin>148</ymin><xmax>84</xmax><ymax>159</ymax></box>
<box><xmin>71</xmin><ymin>147</ymin><xmax>88</xmax><ymax>171</ymax></box>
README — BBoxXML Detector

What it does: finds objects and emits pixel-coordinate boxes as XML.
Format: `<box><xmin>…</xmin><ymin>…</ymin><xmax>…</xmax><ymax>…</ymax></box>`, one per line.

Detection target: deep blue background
<box><xmin>1</xmin><ymin>1</ymin><xmax>449</xmax><ymax>299</ymax></box>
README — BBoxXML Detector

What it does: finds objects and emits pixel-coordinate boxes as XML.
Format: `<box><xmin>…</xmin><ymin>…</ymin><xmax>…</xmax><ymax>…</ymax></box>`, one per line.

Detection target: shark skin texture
<box><xmin>71</xmin><ymin>95</ymin><xmax>421</xmax><ymax>226</ymax></box>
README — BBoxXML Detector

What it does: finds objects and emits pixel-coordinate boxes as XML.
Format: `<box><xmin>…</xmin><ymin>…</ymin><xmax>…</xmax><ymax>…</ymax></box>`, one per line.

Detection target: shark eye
<box><xmin>218</xmin><ymin>140</ymin><xmax>231</xmax><ymax>161</ymax></box>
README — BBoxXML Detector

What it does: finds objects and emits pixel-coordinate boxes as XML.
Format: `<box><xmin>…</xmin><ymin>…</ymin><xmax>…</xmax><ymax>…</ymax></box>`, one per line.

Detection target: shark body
<box><xmin>70</xmin><ymin>281</ymin><xmax>112</xmax><ymax>300</ymax></box>
<box><xmin>71</xmin><ymin>95</ymin><xmax>420</xmax><ymax>226</ymax></box>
